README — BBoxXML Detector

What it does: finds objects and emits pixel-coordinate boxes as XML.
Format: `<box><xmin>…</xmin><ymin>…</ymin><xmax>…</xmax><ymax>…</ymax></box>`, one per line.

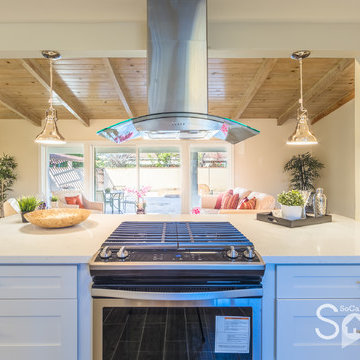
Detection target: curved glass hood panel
<box><xmin>97</xmin><ymin>112</ymin><xmax>260</xmax><ymax>144</ymax></box>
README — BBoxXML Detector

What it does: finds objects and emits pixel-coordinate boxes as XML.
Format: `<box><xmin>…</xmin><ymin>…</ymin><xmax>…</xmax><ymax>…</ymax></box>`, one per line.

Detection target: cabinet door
<box><xmin>0</xmin><ymin>299</ymin><xmax>77</xmax><ymax>360</ymax></box>
<box><xmin>277</xmin><ymin>265</ymin><xmax>360</xmax><ymax>299</ymax></box>
<box><xmin>0</xmin><ymin>265</ymin><xmax>77</xmax><ymax>299</ymax></box>
<box><xmin>277</xmin><ymin>299</ymin><xmax>360</xmax><ymax>360</ymax></box>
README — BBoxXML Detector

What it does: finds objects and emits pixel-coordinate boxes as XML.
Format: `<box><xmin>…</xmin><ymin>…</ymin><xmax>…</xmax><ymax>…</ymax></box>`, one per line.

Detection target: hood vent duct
<box><xmin>98</xmin><ymin>0</ymin><xmax>259</xmax><ymax>144</ymax></box>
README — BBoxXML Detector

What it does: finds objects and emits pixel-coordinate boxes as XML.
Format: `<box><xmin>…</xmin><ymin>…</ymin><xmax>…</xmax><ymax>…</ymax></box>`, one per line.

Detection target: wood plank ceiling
<box><xmin>0</xmin><ymin>57</ymin><xmax>354</xmax><ymax>127</ymax></box>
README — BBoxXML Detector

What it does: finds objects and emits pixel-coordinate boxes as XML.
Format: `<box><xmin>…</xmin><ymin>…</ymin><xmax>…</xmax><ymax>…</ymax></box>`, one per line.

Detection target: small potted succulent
<box><xmin>50</xmin><ymin>196</ymin><xmax>58</xmax><ymax>208</ymax></box>
<box><xmin>17</xmin><ymin>196</ymin><xmax>41</xmax><ymax>223</ymax></box>
<box><xmin>277</xmin><ymin>190</ymin><xmax>305</xmax><ymax>220</ymax></box>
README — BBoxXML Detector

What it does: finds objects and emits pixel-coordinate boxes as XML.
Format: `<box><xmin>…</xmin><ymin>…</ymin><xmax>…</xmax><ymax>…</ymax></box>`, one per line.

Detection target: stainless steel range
<box><xmin>90</xmin><ymin>221</ymin><xmax>265</xmax><ymax>360</ymax></box>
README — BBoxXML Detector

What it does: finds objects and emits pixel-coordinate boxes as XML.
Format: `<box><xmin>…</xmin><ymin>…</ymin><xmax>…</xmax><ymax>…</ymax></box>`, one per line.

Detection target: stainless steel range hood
<box><xmin>97</xmin><ymin>0</ymin><xmax>259</xmax><ymax>144</ymax></box>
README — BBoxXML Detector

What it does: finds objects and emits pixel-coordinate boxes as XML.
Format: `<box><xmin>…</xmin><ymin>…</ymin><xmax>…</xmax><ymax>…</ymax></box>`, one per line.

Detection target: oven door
<box><xmin>93</xmin><ymin>288</ymin><xmax>262</xmax><ymax>360</ymax></box>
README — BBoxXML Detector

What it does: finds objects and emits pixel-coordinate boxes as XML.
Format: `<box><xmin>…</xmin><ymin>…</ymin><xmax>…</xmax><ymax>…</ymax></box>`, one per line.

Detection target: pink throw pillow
<box><xmin>215</xmin><ymin>193</ymin><xmax>224</xmax><ymax>209</ymax></box>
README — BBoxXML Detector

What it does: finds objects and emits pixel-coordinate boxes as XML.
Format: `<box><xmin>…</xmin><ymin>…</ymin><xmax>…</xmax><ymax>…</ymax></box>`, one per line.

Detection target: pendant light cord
<box><xmin>299</xmin><ymin>58</ymin><xmax>304</xmax><ymax>111</ymax></box>
<box><xmin>49</xmin><ymin>58</ymin><xmax>54</xmax><ymax>111</ymax></box>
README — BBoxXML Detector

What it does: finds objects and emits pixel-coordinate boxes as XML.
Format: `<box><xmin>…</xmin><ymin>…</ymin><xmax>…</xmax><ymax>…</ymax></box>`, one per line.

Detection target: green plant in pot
<box><xmin>284</xmin><ymin>152</ymin><xmax>324</xmax><ymax>212</ymax></box>
<box><xmin>50</xmin><ymin>196</ymin><xmax>58</xmax><ymax>208</ymax></box>
<box><xmin>17</xmin><ymin>196</ymin><xmax>41</xmax><ymax>223</ymax></box>
<box><xmin>277</xmin><ymin>190</ymin><xmax>305</xmax><ymax>220</ymax></box>
<box><xmin>0</xmin><ymin>154</ymin><xmax>17</xmax><ymax>218</ymax></box>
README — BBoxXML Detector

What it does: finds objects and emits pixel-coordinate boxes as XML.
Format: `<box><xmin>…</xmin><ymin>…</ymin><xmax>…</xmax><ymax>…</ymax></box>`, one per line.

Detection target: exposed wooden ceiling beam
<box><xmin>311</xmin><ymin>89</ymin><xmax>355</xmax><ymax>125</ymax></box>
<box><xmin>277</xmin><ymin>58</ymin><xmax>354</xmax><ymax>126</ymax></box>
<box><xmin>103</xmin><ymin>58</ymin><xmax>134</xmax><ymax>118</ymax></box>
<box><xmin>0</xmin><ymin>91</ymin><xmax>41</xmax><ymax>126</ymax></box>
<box><xmin>20</xmin><ymin>59</ymin><xmax>90</xmax><ymax>127</ymax></box>
<box><xmin>233</xmin><ymin>58</ymin><xmax>277</xmax><ymax>120</ymax></box>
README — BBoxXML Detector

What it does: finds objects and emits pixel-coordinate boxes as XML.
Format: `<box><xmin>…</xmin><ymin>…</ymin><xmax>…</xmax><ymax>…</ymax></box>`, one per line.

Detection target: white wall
<box><xmin>234</xmin><ymin>100</ymin><xmax>356</xmax><ymax>218</ymax></box>
<box><xmin>234</xmin><ymin>118</ymin><xmax>313</xmax><ymax>197</ymax></box>
<box><xmin>312</xmin><ymin>100</ymin><xmax>355</xmax><ymax>218</ymax></box>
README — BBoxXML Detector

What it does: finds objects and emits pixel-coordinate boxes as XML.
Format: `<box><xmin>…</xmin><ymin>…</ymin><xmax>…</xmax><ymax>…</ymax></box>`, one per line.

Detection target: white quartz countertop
<box><xmin>0</xmin><ymin>213</ymin><xmax>360</xmax><ymax>264</ymax></box>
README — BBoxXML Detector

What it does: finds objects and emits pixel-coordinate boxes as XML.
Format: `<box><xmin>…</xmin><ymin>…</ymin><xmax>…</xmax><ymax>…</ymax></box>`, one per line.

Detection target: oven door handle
<box><xmin>91</xmin><ymin>287</ymin><xmax>262</xmax><ymax>301</ymax></box>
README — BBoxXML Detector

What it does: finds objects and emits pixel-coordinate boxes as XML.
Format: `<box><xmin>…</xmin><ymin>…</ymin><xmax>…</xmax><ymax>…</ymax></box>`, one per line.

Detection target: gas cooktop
<box><xmin>90</xmin><ymin>221</ymin><xmax>265</xmax><ymax>274</ymax></box>
<box><xmin>104</xmin><ymin>221</ymin><xmax>252</xmax><ymax>246</ymax></box>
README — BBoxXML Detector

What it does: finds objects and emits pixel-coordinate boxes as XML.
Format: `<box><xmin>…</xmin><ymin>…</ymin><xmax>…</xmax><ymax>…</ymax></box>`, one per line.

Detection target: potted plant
<box><xmin>277</xmin><ymin>190</ymin><xmax>305</xmax><ymax>220</ymax></box>
<box><xmin>17</xmin><ymin>196</ymin><xmax>41</xmax><ymax>223</ymax></box>
<box><xmin>0</xmin><ymin>154</ymin><xmax>17</xmax><ymax>218</ymax></box>
<box><xmin>284</xmin><ymin>152</ymin><xmax>324</xmax><ymax>191</ymax></box>
<box><xmin>50</xmin><ymin>196</ymin><xmax>58</xmax><ymax>208</ymax></box>
<box><xmin>126</xmin><ymin>186</ymin><xmax>151</xmax><ymax>214</ymax></box>
<box><xmin>284</xmin><ymin>152</ymin><xmax>324</xmax><ymax>213</ymax></box>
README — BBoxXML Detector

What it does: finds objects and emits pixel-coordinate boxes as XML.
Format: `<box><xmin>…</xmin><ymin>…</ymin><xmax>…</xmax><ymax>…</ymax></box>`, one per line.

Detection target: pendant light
<box><xmin>35</xmin><ymin>50</ymin><xmax>66</xmax><ymax>145</ymax></box>
<box><xmin>286</xmin><ymin>50</ymin><xmax>318</xmax><ymax>145</ymax></box>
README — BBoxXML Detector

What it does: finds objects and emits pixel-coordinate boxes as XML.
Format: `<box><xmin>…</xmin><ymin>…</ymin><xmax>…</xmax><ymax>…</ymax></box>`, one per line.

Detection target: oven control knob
<box><xmin>117</xmin><ymin>246</ymin><xmax>129</xmax><ymax>259</ymax></box>
<box><xmin>99</xmin><ymin>246</ymin><xmax>112</xmax><ymax>259</ymax></box>
<box><xmin>226</xmin><ymin>246</ymin><xmax>239</xmax><ymax>259</ymax></box>
<box><xmin>243</xmin><ymin>246</ymin><xmax>255</xmax><ymax>260</ymax></box>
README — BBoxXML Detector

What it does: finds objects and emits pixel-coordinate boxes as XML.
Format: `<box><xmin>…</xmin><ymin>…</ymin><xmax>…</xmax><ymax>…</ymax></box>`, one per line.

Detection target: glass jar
<box><xmin>313</xmin><ymin>188</ymin><xmax>327</xmax><ymax>217</ymax></box>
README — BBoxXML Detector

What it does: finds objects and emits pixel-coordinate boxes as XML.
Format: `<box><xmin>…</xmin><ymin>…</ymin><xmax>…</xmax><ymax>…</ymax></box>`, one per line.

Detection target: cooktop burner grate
<box><xmin>104</xmin><ymin>221</ymin><xmax>252</xmax><ymax>246</ymax></box>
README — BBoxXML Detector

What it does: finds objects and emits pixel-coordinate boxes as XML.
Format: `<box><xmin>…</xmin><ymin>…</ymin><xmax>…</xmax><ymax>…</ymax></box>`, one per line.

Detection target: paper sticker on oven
<box><xmin>215</xmin><ymin>316</ymin><xmax>250</xmax><ymax>353</ymax></box>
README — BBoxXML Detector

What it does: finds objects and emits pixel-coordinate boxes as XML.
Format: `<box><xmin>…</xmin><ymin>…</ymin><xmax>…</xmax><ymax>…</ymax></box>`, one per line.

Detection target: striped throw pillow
<box><xmin>238</xmin><ymin>197</ymin><xmax>256</xmax><ymax>210</ymax></box>
<box><xmin>221</xmin><ymin>193</ymin><xmax>240</xmax><ymax>209</ymax></box>
<box><xmin>220</xmin><ymin>190</ymin><xmax>233</xmax><ymax>209</ymax></box>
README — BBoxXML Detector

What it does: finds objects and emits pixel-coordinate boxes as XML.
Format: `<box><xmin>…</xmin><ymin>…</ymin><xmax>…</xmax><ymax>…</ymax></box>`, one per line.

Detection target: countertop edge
<box><xmin>0</xmin><ymin>255</ymin><xmax>360</xmax><ymax>265</ymax></box>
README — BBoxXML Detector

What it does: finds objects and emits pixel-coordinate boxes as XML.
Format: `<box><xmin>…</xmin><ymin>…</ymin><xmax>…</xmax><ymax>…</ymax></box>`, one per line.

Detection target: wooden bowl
<box><xmin>24</xmin><ymin>208</ymin><xmax>91</xmax><ymax>228</ymax></box>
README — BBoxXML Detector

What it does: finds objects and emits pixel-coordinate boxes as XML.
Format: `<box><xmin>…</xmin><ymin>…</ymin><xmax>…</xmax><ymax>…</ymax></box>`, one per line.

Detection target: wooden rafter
<box><xmin>20</xmin><ymin>59</ymin><xmax>90</xmax><ymax>127</ymax></box>
<box><xmin>311</xmin><ymin>90</ymin><xmax>355</xmax><ymax>125</ymax></box>
<box><xmin>0</xmin><ymin>91</ymin><xmax>41</xmax><ymax>126</ymax></box>
<box><xmin>277</xmin><ymin>58</ymin><xmax>354</xmax><ymax>126</ymax></box>
<box><xmin>103</xmin><ymin>58</ymin><xmax>134</xmax><ymax>118</ymax></box>
<box><xmin>233</xmin><ymin>58</ymin><xmax>277</xmax><ymax>120</ymax></box>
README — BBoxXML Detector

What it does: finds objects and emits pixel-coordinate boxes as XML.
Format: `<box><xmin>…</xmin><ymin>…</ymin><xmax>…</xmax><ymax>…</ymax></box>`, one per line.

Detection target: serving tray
<box><xmin>256</xmin><ymin>212</ymin><xmax>332</xmax><ymax>228</ymax></box>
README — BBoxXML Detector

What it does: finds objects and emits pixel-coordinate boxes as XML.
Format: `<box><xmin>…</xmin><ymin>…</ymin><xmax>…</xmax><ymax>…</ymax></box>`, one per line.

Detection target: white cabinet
<box><xmin>277</xmin><ymin>299</ymin><xmax>360</xmax><ymax>360</ymax></box>
<box><xmin>277</xmin><ymin>265</ymin><xmax>360</xmax><ymax>299</ymax></box>
<box><xmin>0</xmin><ymin>265</ymin><xmax>77</xmax><ymax>298</ymax></box>
<box><xmin>0</xmin><ymin>299</ymin><xmax>77</xmax><ymax>360</ymax></box>
<box><xmin>0</xmin><ymin>265</ymin><xmax>77</xmax><ymax>360</ymax></box>
<box><xmin>276</xmin><ymin>265</ymin><xmax>360</xmax><ymax>360</ymax></box>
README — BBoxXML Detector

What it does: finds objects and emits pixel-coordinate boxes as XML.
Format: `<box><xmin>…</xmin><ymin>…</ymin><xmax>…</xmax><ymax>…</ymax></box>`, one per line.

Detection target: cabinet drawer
<box><xmin>0</xmin><ymin>265</ymin><xmax>77</xmax><ymax>299</ymax></box>
<box><xmin>0</xmin><ymin>299</ymin><xmax>77</xmax><ymax>360</ymax></box>
<box><xmin>277</xmin><ymin>265</ymin><xmax>360</xmax><ymax>299</ymax></box>
<box><xmin>277</xmin><ymin>299</ymin><xmax>360</xmax><ymax>360</ymax></box>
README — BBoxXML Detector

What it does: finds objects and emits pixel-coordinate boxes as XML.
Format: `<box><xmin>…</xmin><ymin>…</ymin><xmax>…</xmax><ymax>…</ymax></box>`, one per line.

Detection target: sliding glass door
<box><xmin>94</xmin><ymin>147</ymin><xmax>137</xmax><ymax>213</ymax></box>
<box><xmin>190</xmin><ymin>146</ymin><xmax>231</xmax><ymax>209</ymax></box>
<box><xmin>139</xmin><ymin>147</ymin><xmax>181</xmax><ymax>214</ymax></box>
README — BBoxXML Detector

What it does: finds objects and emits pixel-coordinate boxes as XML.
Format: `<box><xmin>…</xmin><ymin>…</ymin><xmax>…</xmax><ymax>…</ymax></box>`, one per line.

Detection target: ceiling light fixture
<box><xmin>34</xmin><ymin>50</ymin><xmax>66</xmax><ymax>145</ymax></box>
<box><xmin>286</xmin><ymin>50</ymin><xmax>318</xmax><ymax>146</ymax></box>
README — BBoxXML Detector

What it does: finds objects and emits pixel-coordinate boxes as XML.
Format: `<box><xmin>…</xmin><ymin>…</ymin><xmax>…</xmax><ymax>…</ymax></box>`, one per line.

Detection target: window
<box><xmin>45</xmin><ymin>145</ymin><xmax>84</xmax><ymax>196</ymax></box>
<box><xmin>42</xmin><ymin>142</ymin><xmax>232</xmax><ymax>214</ymax></box>
<box><xmin>94</xmin><ymin>147</ymin><xmax>137</xmax><ymax>202</ymax></box>
<box><xmin>190</xmin><ymin>146</ymin><xmax>231</xmax><ymax>208</ymax></box>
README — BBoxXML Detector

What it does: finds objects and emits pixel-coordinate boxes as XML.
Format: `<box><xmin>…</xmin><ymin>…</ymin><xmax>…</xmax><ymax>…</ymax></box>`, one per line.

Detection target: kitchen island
<box><xmin>0</xmin><ymin>213</ymin><xmax>359</xmax><ymax>360</ymax></box>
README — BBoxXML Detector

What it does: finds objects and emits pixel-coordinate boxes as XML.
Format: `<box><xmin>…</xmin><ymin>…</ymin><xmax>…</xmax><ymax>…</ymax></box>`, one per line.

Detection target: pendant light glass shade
<box><xmin>286</xmin><ymin>50</ymin><xmax>318</xmax><ymax>146</ymax></box>
<box><xmin>35</xmin><ymin>108</ymin><xmax>65</xmax><ymax>144</ymax></box>
<box><xmin>34</xmin><ymin>51</ymin><xmax>66</xmax><ymax>145</ymax></box>
<box><xmin>286</xmin><ymin>107</ymin><xmax>318</xmax><ymax>145</ymax></box>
